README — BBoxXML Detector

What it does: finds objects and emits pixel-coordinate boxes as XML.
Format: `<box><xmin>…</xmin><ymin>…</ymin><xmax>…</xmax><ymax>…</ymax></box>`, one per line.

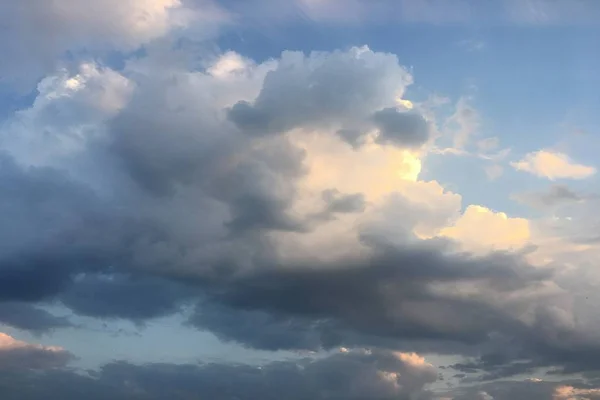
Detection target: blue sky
<box><xmin>1</xmin><ymin>1</ymin><xmax>600</xmax><ymax>399</ymax></box>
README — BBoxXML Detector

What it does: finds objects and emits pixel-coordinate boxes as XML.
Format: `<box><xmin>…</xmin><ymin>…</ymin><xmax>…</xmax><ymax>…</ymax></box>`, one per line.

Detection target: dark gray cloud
<box><xmin>190</xmin><ymin>302</ymin><xmax>339</xmax><ymax>351</ymax></box>
<box><xmin>188</xmin><ymin>237</ymin><xmax>560</xmax><ymax>355</ymax></box>
<box><xmin>373</xmin><ymin>108</ymin><xmax>430</xmax><ymax>148</ymax></box>
<box><xmin>0</xmin><ymin>154</ymin><xmax>129</xmax><ymax>303</ymax></box>
<box><xmin>0</xmin><ymin>349</ymin><xmax>438</xmax><ymax>400</ymax></box>
<box><xmin>0</xmin><ymin>303</ymin><xmax>72</xmax><ymax>333</ymax></box>
<box><xmin>59</xmin><ymin>273</ymin><xmax>196</xmax><ymax>322</ymax></box>
<box><xmin>0</xmin><ymin>349</ymin><xmax>593</xmax><ymax>400</ymax></box>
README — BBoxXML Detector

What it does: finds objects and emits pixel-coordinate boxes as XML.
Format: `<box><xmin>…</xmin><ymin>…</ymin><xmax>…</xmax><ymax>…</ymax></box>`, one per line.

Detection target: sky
<box><xmin>1</xmin><ymin>0</ymin><xmax>600</xmax><ymax>399</ymax></box>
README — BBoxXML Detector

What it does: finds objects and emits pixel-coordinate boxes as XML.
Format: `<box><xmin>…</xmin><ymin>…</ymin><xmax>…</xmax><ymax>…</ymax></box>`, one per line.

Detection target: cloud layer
<box><xmin>1</xmin><ymin>1</ymin><xmax>600</xmax><ymax>399</ymax></box>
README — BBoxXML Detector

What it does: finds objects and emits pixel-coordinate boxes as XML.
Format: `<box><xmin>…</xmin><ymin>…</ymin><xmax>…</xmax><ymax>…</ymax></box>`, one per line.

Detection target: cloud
<box><xmin>373</xmin><ymin>108</ymin><xmax>431</xmax><ymax>148</ymax></box>
<box><xmin>3</xmin><ymin>62</ymin><xmax>133</xmax><ymax>167</ymax></box>
<box><xmin>4</xmin><ymin>2</ymin><xmax>600</xmax><ymax>399</ymax></box>
<box><xmin>0</xmin><ymin>0</ymin><xmax>220</xmax><ymax>91</ymax></box>
<box><xmin>59</xmin><ymin>273</ymin><xmax>196</xmax><ymax>322</ymax></box>
<box><xmin>226</xmin><ymin>46</ymin><xmax>425</xmax><ymax>148</ymax></box>
<box><xmin>0</xmin><ymin>303</ymin><xmax>72</xmax><ymax>333</ymax></box>
<box><xmin>447</xmin><ymin>379</ymin><xmax>556</xmax><ymax>399</ymax></box>
<box><xmin>0</xmin><ymin>349</ymin><xmax>438</xmax><ymax>400</ymax></box>
<box><xmin>439</xmin><ymin>205</ymin><xmax>531</xmax><ymax>254</ymax></box>
<box><xmin>0</xmin><ymin>332</ymin><xmax>73</xmax><ymax>370</ymax></box>
<box><xmin>513</xmin><ymin>185</ymin><xmax>584</xmax><ymax>208</ymax></box>
<box><xmin>0</xmin><ymin>153</ymin><xmax>137</xmax><ymax>304</ymax></box>
<box><xmin>190</xmin><ymin>232</ymin><xmax>557</xmax><ymax>353</ymax></box>
<box><xmin>511</xmin><ymin>150</ymin><xmax>596</xmax><ymax>180</ymax></box>
<box><xmin>554</xmin><ymin>385</ymin><xmax>600</xmax><ymax>400</ymax></box>
<box><xmin>0</xmin><ymin>36</ymin><xmax>599</xmax><ymax>393</ymax></box>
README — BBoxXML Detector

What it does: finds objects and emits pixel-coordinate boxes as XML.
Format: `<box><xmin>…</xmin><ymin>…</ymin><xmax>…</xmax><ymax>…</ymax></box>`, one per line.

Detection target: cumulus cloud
<box><xmin>227</xmin><ymin>46</ymin><xmax>425</xmax><ymax>149</ymax></box>
<box><xmin>439</xmin><ymin>205</ymin><xmax>531</xmax><ymax>254</ymax></box>
<box><xmin>2</xmin><ymin>62</ymin><xmax>133</xmax><ymax>168</ymax></box>
<box><xmin>0</xmin><ymin>42</ymin><xmax>592</xmax><ymax>383</ymax></box>
<box><xmin>511</xmin><ymin>150</ymin><xmax>596</xmax><ymax>180</ymax></box>
<box><xmin>2</xmin><ymin>4</ymin><xmax>600</xmax><ymax>397</ymax></box>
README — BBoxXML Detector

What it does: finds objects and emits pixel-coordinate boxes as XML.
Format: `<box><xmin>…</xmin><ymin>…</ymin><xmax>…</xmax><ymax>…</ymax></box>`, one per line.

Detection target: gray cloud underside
<box><xmin>0</xmin><ymin>349</ymin><xmax>438</xmax><ymax>400</ymax></box>
<box><xmin>0</xmin><ymin>302</ymin><xmax>72</xmax><ymax>333</ymax></box>
<box><xmin>0</xmin><ymin>354</ymin><xmax>596</xmax><ymax>400</ymax></box>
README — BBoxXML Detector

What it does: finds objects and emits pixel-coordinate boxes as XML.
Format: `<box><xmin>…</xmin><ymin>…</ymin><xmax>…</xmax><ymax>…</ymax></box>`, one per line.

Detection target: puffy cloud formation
<box><xmin>226</xmin><ymin>46</ymin><xmax>427</xmax><ymax>149</ymax></box>
<box><xmin>511</xmin><ymin>150</ymin><xmax>596</xmax><ymax>180</ymax></box>
<box><xmin>0</xmin><ymin>39</ymin><xmax>595</xmax><ymax>383</ymax></box>
<box><xmin>440</xmin><ymin>205</ymin><xmax>530</xmax><ymax>253</ymax></box>
<box><xmin>1</xmin><ymin>1</ymin><xmax>600</xmax><ymax>399</ymax></box>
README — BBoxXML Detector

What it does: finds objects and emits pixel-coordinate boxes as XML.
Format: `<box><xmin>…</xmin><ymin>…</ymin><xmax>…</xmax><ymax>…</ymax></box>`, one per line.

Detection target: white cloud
<box><xmin>511</xmin><ymin>150</ymin><xmax>596</xmax><ymax>180</ymax></box>
<box><xmin>439</xmin><ymin>205</ymin><xmax>531</xmax><ymax>254</ymax></box>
